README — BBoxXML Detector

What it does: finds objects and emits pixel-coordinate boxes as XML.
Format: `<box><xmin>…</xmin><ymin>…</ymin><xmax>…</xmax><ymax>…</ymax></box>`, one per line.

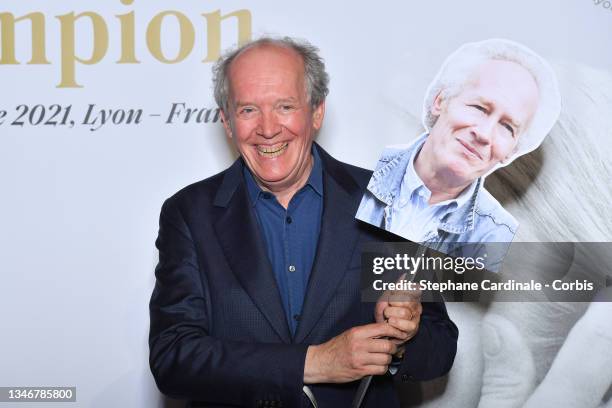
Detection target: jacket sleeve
<box><xmin>149</xmin><ymin>198</ymin><xmax>308</xmax><ymax>407</ymax></box>
<box><xmin>395</xmin><ymin>299</ymin><xmax>458</xmax><ymax>381</ymax></box>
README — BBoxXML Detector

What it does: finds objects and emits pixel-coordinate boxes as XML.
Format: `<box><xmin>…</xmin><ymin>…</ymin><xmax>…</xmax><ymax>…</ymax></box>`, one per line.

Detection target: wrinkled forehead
<box><xmin>227</xmin><ymin>44</ymin><xmax>306</xmax><ymax>89</ymax></box>
<box><xmin>471</xmin><ymin>60</ymin><xmax>538</xmax><ymax>93</ymax></box>
<box><xmin>455</xmin><ymin>60</ymin><xmax>540</xmax><ymax>126</ymax></box>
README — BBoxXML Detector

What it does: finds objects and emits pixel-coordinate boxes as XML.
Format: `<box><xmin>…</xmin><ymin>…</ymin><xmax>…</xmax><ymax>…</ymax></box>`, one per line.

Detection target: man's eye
<box><xmin>469</xmin><ymin>105</ymin><xmax>487</xmax><ymax>113</ymax></box>
<box><xmin>239</xmin><ymin>107</ymin><xmax>255</xmax><ymax>115</ymax></box>
<box><xmin>502</xmin><ymin>123</ymin><xmax>515</xmax><ymax>137</ymax></box>
<box><xmin>279</xmin><ymin>105</ymin><xmax>295</xmax><ymax>112</ymax></box>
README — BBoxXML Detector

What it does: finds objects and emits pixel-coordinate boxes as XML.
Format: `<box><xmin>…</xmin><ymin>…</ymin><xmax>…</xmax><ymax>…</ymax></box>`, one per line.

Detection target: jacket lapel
<box><xmin>213</xmin><ymin>160</ymin><xmax>292</xmax><ymax>344</ymax></box>
<box><xmin>294</xmin><ymin>146</ymin><xmax>363</xmax><ymax>343</ymax></box>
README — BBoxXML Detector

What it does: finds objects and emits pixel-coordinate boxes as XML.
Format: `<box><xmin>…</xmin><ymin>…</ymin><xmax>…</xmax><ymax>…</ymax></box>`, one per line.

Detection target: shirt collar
<box><xmin>402</xmin><ymin>142</ymin><xmax>426</xmax><ymax>196</ymax></box>
<box><xmin>367</xmin><ymin>132</ymin><xmax>484</xmax><ymax>234</ymax></box>
<box><xmin>243</xmin><ymin>145</ymin><xmax>323</xmax><ymax>207</ymax></box>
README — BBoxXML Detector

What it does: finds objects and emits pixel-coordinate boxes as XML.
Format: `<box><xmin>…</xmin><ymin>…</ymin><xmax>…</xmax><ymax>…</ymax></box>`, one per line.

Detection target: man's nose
<box><xmin>472</xmin><ymin>118</ymin><xmax>496</xmax><ymax>145</ymax></box>
<box><xmin>256</xmin><ymin>111</ymin><xmax>282</xmax><ymax>139</ymax></box>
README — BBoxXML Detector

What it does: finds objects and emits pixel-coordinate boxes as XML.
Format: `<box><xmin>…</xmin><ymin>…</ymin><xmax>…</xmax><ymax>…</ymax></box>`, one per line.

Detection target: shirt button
<box><xmin>288</xmin><ymin>265</ymin><xmax>296</xmax><ymax>272</ymax></box>
<box><xmin>286</xmin><ymin>216</ymin><xmax>292</xmax><ymax>224</ymax></box>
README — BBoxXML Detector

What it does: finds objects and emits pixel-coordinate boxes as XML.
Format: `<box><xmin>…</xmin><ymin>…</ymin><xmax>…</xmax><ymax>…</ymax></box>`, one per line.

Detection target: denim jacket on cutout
<box><xmin>356</xmin><ymin>134</ymin><xmax>518</xmax><ymax>271</ymax></box>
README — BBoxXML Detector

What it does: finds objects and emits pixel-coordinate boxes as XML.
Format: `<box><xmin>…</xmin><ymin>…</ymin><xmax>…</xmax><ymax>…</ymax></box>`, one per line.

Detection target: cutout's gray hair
<box><xmin>423</xmin><ymin>39</ymin><xmax>562</xmax><ymax>168</ymax></box>
<box><xmin>212</xmin><ymin>36</ymin><xmax>329</xmax><ymax>112</ymax></box>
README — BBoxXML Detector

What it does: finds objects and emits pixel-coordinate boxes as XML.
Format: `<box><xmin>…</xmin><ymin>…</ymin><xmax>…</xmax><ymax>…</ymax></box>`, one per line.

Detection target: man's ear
<box><xmin>431</xmin><ymin>91</ymin><xmax>445</xmax><ymax>116</ymax></box>
<box><xmin>312</xmin><ymin>101</ymin><xmax>326</xmax><ymax>131</ymax></box>
<box><xmin>219</xmin><ymin>109</ymin><xmax>233</xmax><ymax>139</ymax></box>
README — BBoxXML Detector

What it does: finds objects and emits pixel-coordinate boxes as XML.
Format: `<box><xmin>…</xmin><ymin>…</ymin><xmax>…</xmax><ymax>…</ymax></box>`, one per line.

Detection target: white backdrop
<box><xmin>1</xmin><ymin>1</ymin><xmax>611</xmax><ymax>407</ymax></box>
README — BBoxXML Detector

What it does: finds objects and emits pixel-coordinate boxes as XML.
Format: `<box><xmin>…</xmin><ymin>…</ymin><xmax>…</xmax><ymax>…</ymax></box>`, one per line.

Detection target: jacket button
<box><xmin>256</xmin><ymin>400</ymin><xmax>263</xmax><ymax>407</ymax></box>
<box><xmin>402</xmin><ymin>374</ymin><xmax>409</xmax><ymax>382</ymax></box>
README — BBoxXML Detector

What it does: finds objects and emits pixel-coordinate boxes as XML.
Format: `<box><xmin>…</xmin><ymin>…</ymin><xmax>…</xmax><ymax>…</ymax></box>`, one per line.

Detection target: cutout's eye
<box><xmin>469</xmin><ymin>104</ymin><xmax>487</xmax><ymax>113</ymax></box>
<box><xmin>502</xmin><ymin>123</ymin><xmax>515</xmax><ymax>137</ymax></box>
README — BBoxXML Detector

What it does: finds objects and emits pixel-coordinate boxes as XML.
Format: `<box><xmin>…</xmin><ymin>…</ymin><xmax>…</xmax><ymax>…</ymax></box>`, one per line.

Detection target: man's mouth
<box><xmin>256</xmin><ymin>142</ymin><xmax>288</xmax><ymax>158</ymax></box>
<box><xmin>457</xmin><ymin>139</ymin><xmax>483</xmax><ymax>160</ymax></box>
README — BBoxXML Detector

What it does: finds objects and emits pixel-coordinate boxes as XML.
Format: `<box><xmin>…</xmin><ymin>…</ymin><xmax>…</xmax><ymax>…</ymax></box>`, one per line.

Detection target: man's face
<box><xmin>427</xmin><ymin>60</ymin><xmax>540</xmax><ymax>183</ymax></box>
<box><xmin>220</xmin><ymin>45</ymin><xmax>324</xmax><ymax>193</ymax></box>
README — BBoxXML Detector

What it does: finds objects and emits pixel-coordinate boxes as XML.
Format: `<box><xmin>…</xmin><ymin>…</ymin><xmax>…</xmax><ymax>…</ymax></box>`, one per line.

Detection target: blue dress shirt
<box><xmin>243</xmin><ymin>148</ymin><xmax>323</xmax><ymax>335</ymax></box>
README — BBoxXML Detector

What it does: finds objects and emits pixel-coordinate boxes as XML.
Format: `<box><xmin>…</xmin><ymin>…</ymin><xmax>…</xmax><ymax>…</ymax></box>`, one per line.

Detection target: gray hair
<box><xmin>212</xmin><ymin>36</ymin><xmax>329</xmax><ymax>112</ymax></box>
<box><xmin>423</xmin><ymin>39</ymin><xmax>562</xmax><ymax>167</ymax></box>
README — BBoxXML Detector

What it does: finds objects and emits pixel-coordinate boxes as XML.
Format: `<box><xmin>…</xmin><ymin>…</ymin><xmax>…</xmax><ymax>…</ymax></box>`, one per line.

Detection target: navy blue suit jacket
<box><xmin>149</xmin><ymin>144</ymin><xmax>458</xmax><ymax>407</ymax></box>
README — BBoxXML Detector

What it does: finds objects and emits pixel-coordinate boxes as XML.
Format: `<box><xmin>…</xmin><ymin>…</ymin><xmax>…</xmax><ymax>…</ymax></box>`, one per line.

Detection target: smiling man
<box><xmin>219</xmin><ymin>43</ymin><xmax>323</xmax><ymax>208</ymax></box>
<box><xmin>149</xmin><ymin>37</ymin><xmax>458</xmax><ymax>408</ymax></box>
<box><xmin>356</xmin><ymin>39</ymin><xmax>561</xmax><ymax>259</ymax></box>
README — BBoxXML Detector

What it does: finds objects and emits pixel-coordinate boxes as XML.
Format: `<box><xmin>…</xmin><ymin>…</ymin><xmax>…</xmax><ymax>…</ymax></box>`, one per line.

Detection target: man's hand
<box><xmin>375</xmin><ymin>279</ymin><xmax>422</xmax><ymax>351</ymax></box>
<box><xmin>303</xmin><ymin>323</ymin><xmax>408</xmax><ymax>384</ymax></box>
